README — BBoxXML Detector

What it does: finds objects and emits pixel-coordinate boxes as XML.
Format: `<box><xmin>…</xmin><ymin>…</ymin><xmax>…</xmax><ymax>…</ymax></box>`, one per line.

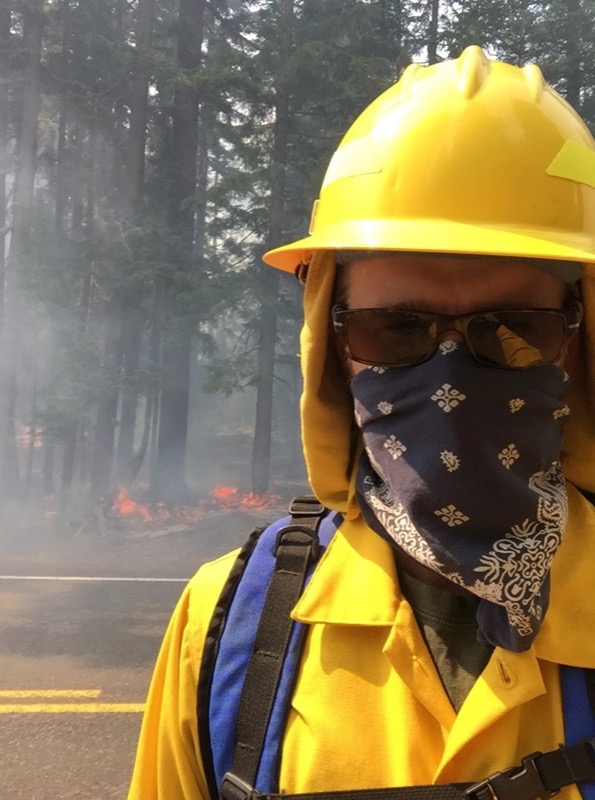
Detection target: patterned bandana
<box><xmin>352</xmin><ymin>342</ymin><xmax>570</xmax><ymax>652</ymax></box>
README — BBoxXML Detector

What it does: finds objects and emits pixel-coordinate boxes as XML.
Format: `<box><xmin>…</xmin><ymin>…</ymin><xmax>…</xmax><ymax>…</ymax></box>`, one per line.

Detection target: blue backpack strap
<box><xmin>561</xmin><ymin>666</ymin><xmax>595</xmax><ymax>800</ymax></box>
<box><xmin>198</xmin><ymin>524</ymin><xmax>265</xmax><ymax>800</ymax></box>
<box><xmin>198</xmin><ymin>497</ymin><xmax>340</xmax><ymax>800</ymax></box>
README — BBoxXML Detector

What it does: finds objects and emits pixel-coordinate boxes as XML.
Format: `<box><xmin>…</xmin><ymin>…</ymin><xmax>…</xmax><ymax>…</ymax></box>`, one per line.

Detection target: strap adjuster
<box><xmin>220</xmin><ymin>771</ymin><xmax>258</xmax><ymax>800</ymax></box>
<box><xmin>275</xmin><ymin>524</ymin><xmax>320</xmax><ymax>561</ymax></box>
<box><xmin>465</xmin><ymin>753</ymin><xmax>558</xmax><ymax>800</ymax></box>
<box><xmin>288</xmin><ymin>495</ymin><xmax>325</xmax><ymax>517</ymax></box>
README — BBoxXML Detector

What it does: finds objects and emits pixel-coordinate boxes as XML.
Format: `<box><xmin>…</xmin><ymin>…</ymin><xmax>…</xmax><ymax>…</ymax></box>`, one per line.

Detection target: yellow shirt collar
<box><xmin>293</xmin><ymin>487</ymin><xmax>595</xmax><ymax>667</ymax></box>
<box><xmin>292</xmin><ymin>516</ymin><xmax>398</xmax><ymax>626</ymax></box>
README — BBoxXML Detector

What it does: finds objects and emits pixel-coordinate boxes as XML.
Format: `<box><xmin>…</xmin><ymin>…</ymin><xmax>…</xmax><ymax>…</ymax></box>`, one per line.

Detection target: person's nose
<box><xmin>438</xmin><ymin>322</ymin><xmax>465</xmax><ymax>343</ymax></box>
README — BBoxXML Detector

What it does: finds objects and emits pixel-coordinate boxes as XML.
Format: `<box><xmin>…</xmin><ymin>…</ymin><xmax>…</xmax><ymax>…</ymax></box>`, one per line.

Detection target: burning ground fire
<box><xmin>113</xmin><ymin>485</ymin><xmax>281</xmax><ymax>525</ymax></box>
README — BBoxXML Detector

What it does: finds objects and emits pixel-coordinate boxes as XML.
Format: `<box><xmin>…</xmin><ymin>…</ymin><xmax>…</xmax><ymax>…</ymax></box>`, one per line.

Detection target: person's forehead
<box><xmin>343</xmin><ymin>253</ymin><xmax>568</xmax><ymax>310</ymax></box>
<box><xmin>345</xmin><ymin>253</ymin><xmax>568</xmax><ymax>286</ymax></box>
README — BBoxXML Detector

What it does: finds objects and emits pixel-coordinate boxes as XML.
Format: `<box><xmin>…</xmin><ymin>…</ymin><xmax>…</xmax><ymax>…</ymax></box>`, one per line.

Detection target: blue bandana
<box><xmin>352</xmin><ymin>342</ymin><xmax>570</xmax><ymax>652</ymax></box>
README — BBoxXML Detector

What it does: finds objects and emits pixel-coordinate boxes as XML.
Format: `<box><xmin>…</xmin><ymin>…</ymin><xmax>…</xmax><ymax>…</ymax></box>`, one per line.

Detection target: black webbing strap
<box><xmin>222</xmin><ymin>737</ymin><xmax>595</xmax><ymax>800</ymax></box>
<box><xmin>465</xmin><ymin>739</ymin><xmax>595</xmax><ymax>800</ymax></box>
<box><xmin>220</xmin><ymin>775</ymin><xmax>469</xmax><ymax>800</ymax></box>
<box><xmin>224</xmin><ymin>496</ymin><xmax>326</xmax><ymax>795</ymax></box>
<box><xmin>199</xmin><ymin>524</ymin><xmax>266</xmax><ymax>800</ymax></box>
<box><xmin>586</xmin><ymin>670</ymin><xmax>595</xmax><ymax>723</ymax></box>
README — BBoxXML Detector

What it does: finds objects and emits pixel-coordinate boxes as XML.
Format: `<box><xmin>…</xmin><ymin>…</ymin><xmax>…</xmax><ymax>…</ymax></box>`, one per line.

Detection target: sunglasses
<box><xmin>331</xmin><ymin>303</ymin><xmax>582</xmax><ymax>369</ymax></box>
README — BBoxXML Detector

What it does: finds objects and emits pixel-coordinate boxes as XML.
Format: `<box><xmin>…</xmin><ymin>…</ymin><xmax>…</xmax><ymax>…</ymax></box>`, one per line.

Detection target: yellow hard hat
<box><xmin>263</xmin><ymin>45</ymin><xmax>595</xmax><ymax>275</ymax></box>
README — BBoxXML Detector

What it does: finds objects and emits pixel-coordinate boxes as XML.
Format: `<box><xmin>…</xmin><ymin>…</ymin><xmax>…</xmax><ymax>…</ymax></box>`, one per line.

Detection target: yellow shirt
<box><xmin>128</xmin><ymin>488</ymin><xmax>595</xmax><ymax>800</ymax></box>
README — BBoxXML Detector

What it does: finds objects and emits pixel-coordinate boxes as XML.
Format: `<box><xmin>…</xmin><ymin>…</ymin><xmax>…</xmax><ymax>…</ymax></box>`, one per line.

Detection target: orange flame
<box><xmin>114</xmin><ymin>487</ymin><xmax>152</xmax><ymax>523</ymax></box>
<box><xmin>111</xmin><ymin>485</ymin><xmax>281</xmax><ymax>524</ymax></box>
<box><xmin>211</xmin><ymin>485</ymin><xmax>239</xmax><ymax>504</ymax></box>
<box><xmin>16</xmin><ymin>432</ymin><xmax>43</xmax><ymax>449</ymax></box>
<box><xmin>209</xmin><ymin>486</ymin><xmax>280</xmax><ymax>511</ymax></box>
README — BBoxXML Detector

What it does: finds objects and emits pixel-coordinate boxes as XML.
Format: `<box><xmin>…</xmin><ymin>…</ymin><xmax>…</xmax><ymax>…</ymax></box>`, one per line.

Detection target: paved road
<box><xmin>0</xmin><ymin>508</ymin><xmax>277</xmax><ymax>799</ymax></box>
<box><xmin>0</xmin><ymin>576</ymin><xmax>187</xmax><ymax>799</ymax></box>
<box><xmin>0</xmin><ymin>509</ymin><xmax>268</xmax><ymax>800</ymax></box>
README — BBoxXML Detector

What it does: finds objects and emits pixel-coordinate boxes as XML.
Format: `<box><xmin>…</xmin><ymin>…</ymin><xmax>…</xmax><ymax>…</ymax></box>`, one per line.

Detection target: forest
<box><xmin>0</xmin><ymin>0</ymin><xmax>594</xmax><ymax>515</ymax></box>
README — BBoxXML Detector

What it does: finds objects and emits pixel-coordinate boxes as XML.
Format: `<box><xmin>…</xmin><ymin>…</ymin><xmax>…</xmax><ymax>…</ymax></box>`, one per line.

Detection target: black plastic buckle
<box><xmin>220</xmin><ymin>771</ymin><xmax>257</xmax><ymax>800</ymax></box>
<box><xmin>295</xmin><ymin>259</ymin><xmax>310</xmax><ymax>284</ymax></box>
<box><xmin>577</xmin><ymin>735</ymin><xmax>595</xmax><ymax>761</ymax></box>
<box><xmin>465</xmin><ymin>753</ymin><xmax>558</xmax><ymax>800</ymax></box>
<box><xmin>288</xmin><ymin>496</ymin><xmax>325</xmax><ymax>517</ymax></box>
<box><xmin>275</xmin><ymin>524</ymin><xmax>320</xmax><ymax>561</ymax></box>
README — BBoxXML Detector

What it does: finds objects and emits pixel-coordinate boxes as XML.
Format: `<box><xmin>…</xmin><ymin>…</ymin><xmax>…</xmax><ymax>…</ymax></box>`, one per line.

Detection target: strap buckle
<box><xmin>277</xmin><ymin>497</ymin><xmax>325</xmax><ymax>562</ymax></box>
<box><xmin>295</xmin><ymin>259</ymin><xmax>310</xmax><ymax>284</ymax></box>
<box><xmin>275</xmin><ymin>524</ymin><xmax>320</xmax><ymax>561</ymax></box>
<box><xmin>220</xmin><ymin>772</ymin><xmax>258</xmax><ymax>800</ymax></box>
<box><xmin>465</xmin><ymin>753</ymin><xmax>558</xmax><ymax>800</ymax></box>
<box><xmin>288</xmin><ymin>496</ymin><xmax>325</xmax><ymax>517</ymax></box>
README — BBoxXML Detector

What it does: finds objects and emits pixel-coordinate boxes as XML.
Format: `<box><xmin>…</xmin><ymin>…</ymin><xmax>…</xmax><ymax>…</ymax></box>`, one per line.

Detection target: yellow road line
<box><xmin>0</xmin><ymin>703</ymin><xmax>145</xmax><ymax>714</ymax></box>
<box><xmin>0</xmin><ymin>689</ymin><xmax>102</xmax><ymax>699</ymax></box>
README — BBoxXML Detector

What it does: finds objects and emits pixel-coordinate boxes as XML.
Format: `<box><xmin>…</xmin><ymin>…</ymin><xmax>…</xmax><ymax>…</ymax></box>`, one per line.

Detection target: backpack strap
<box><xmin>230</xmin><ymin>496</ymin><xmax>328</xmax><ymax>788</ymax></box>
<box><xmin>198</xmin><ymin>495</ymin><xmax>340</xmax><ymax>800</ymax></box>
<box><xmin>198</xmin><ymin>524</ymin><xmax>266</xmax><ymax>800</ymax></box>
<box><xmin>561</xmin><ymin>666</ymin><xmax>595</xmax><ymax>800</ymax></box>
<box><xmin>221</xmin><ymin>738</ymin><xmax>595</xmax><ymax>800</ymax></box>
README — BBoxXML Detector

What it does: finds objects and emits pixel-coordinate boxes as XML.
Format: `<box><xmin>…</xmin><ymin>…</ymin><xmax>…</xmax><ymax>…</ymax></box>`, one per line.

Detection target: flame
<box><xmin>211</xmin><ymin>485</ymin><xmax>239</xmax><ymax>504</ymax></box>
<box><xmin>16</xmin><ymin>432</ymin><xmax>43</xmax><ymax>449</ymax></box>
<box><xmin>111</xmin><ymin>484</ymin><xmax>281</xmax><ymax>525</ymax></box>
<box><xmin>209</xmin><ymin>485</ymin><xmax>281</xmax><ymax>511</ymax></box>
<box><xmin>114</xmin><ymin>487</ymin><xmax>152</xmax><ymax>523</ymax></box>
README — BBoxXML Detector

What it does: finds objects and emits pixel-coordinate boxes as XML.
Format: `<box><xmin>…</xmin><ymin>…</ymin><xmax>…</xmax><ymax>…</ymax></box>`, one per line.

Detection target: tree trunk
<box><xmin>89</xmin><ymin>135</ymin><xmax>125</xmax><ymax>500</ymax></box>
<box><xmin>45</xmin><ymin>72</ymin><xmax>69</xmax><ymax>498</ymax></box>
<box><xmin>427</xmin><ymin>0</ymin><xmax>440</xmax><ymax>65</ymax></box>
<box><xmin>251</xmin><ymin>0</ymin><xmax>294</xmax><ymax>493</ymax></box>
<box><xmin>564</xmin><ymin>0</ymin><xmax>582</xmax><ymax>109</ymax></box>
<box><xmin>123</xmin><ymin>0</ymin><xmax>154</xmax><ymax>213</ymax></box>
<box><xmin>116</xmin><ymin>308</ymin><xmax>142</xmax><ymax>472</ymax></box>
<box><xmin>251</xmin><ymin>271</ymin><xmax>280</xmax><ymax>493</ymax></box>
<box><xmin>90</xmin><ymin>310</ymin><xmax>124</xmax><ymax>499</ymax></box>
<box><xmin>116</xmin><ymin>0</ymin><xmax>155</xmax><ymax>478</ymax></box>
<box><xmin>22</xmin><ymin>351</ymin><xmax>39</xmax><ymax>502</ymax></box>
<box><xmin>0</xmin><ymin>0</ymin><xmax>44</xmax><ymax>500</ymax></box>
<box><xmin>60</xmin><ymin>122</ymin><xmax>87</xmax><ymax>507</ymax></box>
<box><xmin>0</xmin><ymin>2</ymin><xmax>10</xmax><ymax>336</ymax></box>
<box><xmin>148</xmin><ymin>290</ymin><xmax>161</xmax><ymax>494</ymax></box>
<box><xmin>43</xmin><ymin>443</ymin><xmax>55</xmax><ymax>496</ymax></box>
<box><xmin>154</xmin><ymin>0</ymin><xmax>204</xmax><ymax>501</ymax></box>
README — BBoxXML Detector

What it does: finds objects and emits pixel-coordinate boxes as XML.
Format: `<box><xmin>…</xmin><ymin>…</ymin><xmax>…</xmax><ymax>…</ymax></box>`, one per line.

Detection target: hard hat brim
<box><xmin>263</xmin><ymin>219</ymin><xmax>595</xmax><ymax>275</ymax></box>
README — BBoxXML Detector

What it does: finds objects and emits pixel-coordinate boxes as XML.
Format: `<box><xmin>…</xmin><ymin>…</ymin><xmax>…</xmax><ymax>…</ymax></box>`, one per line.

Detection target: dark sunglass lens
<box><xmin>468</xmin><ymin>311</ymin><xmax>566</xmax><ymax>368</ymax></box>
<box><xmin>347</xmin><ymin>310</ymin><xmax>436</xmax><ymax>366</ymax></box>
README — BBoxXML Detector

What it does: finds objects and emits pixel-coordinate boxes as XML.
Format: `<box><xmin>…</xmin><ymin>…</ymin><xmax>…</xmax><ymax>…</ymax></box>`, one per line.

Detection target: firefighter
<box><xmin>128</xmin><ymin>46</ymin><xmax>595</xmax><ymax>800</ymax></box>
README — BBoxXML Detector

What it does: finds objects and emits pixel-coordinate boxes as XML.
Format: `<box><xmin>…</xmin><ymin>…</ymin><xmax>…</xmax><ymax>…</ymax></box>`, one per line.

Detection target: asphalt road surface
<box><xmin>0</xmin><ymin>509</ymin><xmax>267</xmax><ymax>800</ymax></box>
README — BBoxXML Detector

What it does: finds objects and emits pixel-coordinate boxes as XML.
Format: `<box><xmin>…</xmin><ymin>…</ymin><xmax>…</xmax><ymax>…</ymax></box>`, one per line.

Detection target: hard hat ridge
<box><xmin>522</xmin><ymin>62</ymin><xmax>546</xmax><ymax>103</ymax></box>
<box><xmin>455</xmin><ymin>43</ymin><xmax>491</xmax><ymax>99</ymax></box>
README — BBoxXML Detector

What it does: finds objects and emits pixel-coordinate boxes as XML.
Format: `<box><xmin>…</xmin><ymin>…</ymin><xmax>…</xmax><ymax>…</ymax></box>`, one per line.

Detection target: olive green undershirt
<box><xmin>398</xmin><ymin>566</ymin><xmax>494</xmax><ymax>713</ymax></box>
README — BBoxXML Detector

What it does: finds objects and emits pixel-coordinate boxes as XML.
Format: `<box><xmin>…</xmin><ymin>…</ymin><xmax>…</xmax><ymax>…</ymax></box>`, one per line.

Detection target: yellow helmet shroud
<box><xmin>263</xmin><ymin>46</ymin><xmax>595</xmax><ymax>516</ymax></box>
